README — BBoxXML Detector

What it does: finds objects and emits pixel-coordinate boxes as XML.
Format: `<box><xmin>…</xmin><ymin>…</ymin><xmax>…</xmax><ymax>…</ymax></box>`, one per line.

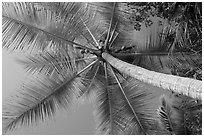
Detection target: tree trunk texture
<box><xmin>102</xmin><ymin>53</ymin><xmax>202</xmax><ymax>100</ymax></box>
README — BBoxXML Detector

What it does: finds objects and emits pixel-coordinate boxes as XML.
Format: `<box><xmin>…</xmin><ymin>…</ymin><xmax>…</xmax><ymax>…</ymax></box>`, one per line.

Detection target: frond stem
<box><xmin>109</xmin><ymin>21</ymin><xmax>118</xmax><ymax>43</ymax></box>
<box><xmin>104</xmin><ymin>63</ymin><xmax>113</xmax><ymax>134</ymax></box>
<box><xmin>112</xmin><ymin>52</ymin><xmax>194</xmax><ymax>57</ymax></box>
<box><xmin>109</xmin><ymin>32</ymin><xmax>119</xmax><ymax>48</ymax></box>
<box><xmin>104</xmin><ymin>2</ymin><xmax>116</xmax><ymax>50</ymax></box>
<box><xmin>79</xmin><ymin>16</ymin><xmax>99</xmax><ymax>49</ymax></box>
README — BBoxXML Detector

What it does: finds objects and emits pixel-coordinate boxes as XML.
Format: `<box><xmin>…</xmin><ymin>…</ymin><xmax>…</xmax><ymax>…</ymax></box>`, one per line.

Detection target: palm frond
<box><xmin>157</xmin><ymin>95</ymin><xmax>186</xmax><ymax>135</ymax></box>
<box><xmin>136</xmin><ymin>52</ymin><xmax>200</xmax><ymax>75</ymax></box>
<box><xmin>104</xmin><ymin>2</ymin><xmax>116</xmax><ymax>49</ymax></box>
<box><xmin>171</xmin><ymin>94</ymin><xmax>202</xmax><ymax>134</ymax></box>
<box><xmin>79</xmin><ymin>16</ymin><xmax>99</xmax><ymax>48</ymax></box>
<box><xmin>157</xmin><ymin>95</ymin><xmax>174</xmax><ymax>134</ymax></box>
<box><xmin>2</xmin><ymin>59</ymin><xmax>98</xmax><ymax>133</ymax></box>
<box><xmin>39</xmin><ymin>2</ymin><xmax>85</xmax><ymax>19</ymax></box>
<box><xmin>88</xmin><ymin>3</ymin><xmax>136</xmax><ymax>50</ymax></box>
<box><xmin>112</xmin><ymin>21</ymin><xmax>201</xmax><ymax>75</ymax></box>
<box><xmin>78</xmin><ymin>61</ymin><xmax>100</xmax><ymax>98</ymax></box>
<box><xmin>2</xmin><ymin>2</ymin><xmax>98</xmax><ymax>53</ymax></box>
<box><xmin>130</xmin><ymin>23</ymin><xmax>174</xmax><ymax>73</ymax></box>
<box><xmin>93</xmin><ymin>63</ymin><xmax>129</xmax><ymax>134</ymax></box>
<box><xmin>42</xmin><ymin>2</ymin><xmax>121</xmax><ymax>50</ymax></box>
<box><xmin>110</xmin><ymin>67</ymin><xmax>156</xmax><ymax>134</ymax></box>
<box><xmin>16</xmin><ymin>47</ymin><xmax>96</xmax><ymax>75</ymax></box>
<box><xmin>2</xmin><ymin>2</ymin><xmax>139</xmax><ymax>53</ymax></box>
<box><xmin>93</xmin><ymin>64</ymin><xmax>157</xmax><ymax>134</ymax></box>
<box><xmin>92</xmin><ymin>63</ymin><xmax>115</xmax><ymax>134</ymax></box>
<box><xmin>103</xmin><ymin>62</ymin><xmax>114</xmax><ymax>134</ymax></box>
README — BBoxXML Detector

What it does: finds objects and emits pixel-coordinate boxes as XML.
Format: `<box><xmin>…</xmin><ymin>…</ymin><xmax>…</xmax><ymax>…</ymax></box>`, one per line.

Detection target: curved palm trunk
<box><xmin>102</xmin><ymin>53</ymin><xmax>202</xmax><ymax>100</ymax></box>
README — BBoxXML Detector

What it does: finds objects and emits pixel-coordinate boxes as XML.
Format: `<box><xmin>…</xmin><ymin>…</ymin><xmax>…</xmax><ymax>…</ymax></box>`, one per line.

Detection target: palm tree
<box><xmin>2</xmin><ymin>2</ymin><xmax>202</xmax><ymax>134</ymax></box>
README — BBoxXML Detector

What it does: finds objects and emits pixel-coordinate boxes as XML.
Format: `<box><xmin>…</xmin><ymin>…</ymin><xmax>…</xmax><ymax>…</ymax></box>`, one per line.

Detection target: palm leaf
<box><xmin>2</xmin><ymin>60</ymin><xmax>97</xmax><ymax>133</ymax></box>
<box><xmin>88</xmin><ymin>3</ymin><xmax>137</xmax><ymax>51</ymax></box>
<box><xmin>135</xmin><ymin>23</ymin><xmax>200</xmax><ymax>74</ymax></box>
<box><xmin>42</xmin><ymin>2</ymin><xmax>102</xmax><ymax>48</ymax></box>
<box><xmin>93</xmin><ymin>64</ymin><xmax>157</xmax><ymax>134</ymax></box>
<box><xmin>78</xmin><ymin>61</ymin><xmax>100</xmax><ymax>98</ymax></box>
<box><xmin>110</xmin><ymin>67</ymin><xmax>156</xmax><ymax>134</ymax></box>
<box><xmin>2</xmin><ymin>2</ymin><xmax>137</xmax><ymax>53</ymax></box>
<box><xmin>93</xmin><ymin>63</ymin><xmax>128</xmax><ymax>134</ymax></box>
<box><xmin>157</xmin><ymin>95</ymin><xmax>186</xmax><ymax>135</ymax></box>
<box><xmin>42</xmin><ymin>2</ymin><xmax>127</xmax><ymax>50</ymax></box>
<box><xmin>92</xmin><ymin>63</ymin><xmax>115</xmax><ymax>134</ymax></box>
<box><xmin>16</xmin><ymin>47</ymin><xmax>96</xmax><ymax>75</ymax></box>
<box><xmin>113</xmin><ymin>21</ymin><xmax>201</xmax><ymax>75</ymax></box>
<box><xmin>2</xmin><ymin>2</ymin><xmax>98</xmax><ymax>53</ymax></box>
<box><xmin>157</xmin><ymin>95</ymin><xmax>174</xmax><ymax>134</ymax></box>
<box><xmin>132</xmin><ymin>52</ymin><xmax>200</xmax><ymax>75</ymax></box>
<box><xmin>171</xmin><ymin>94</ymin><xmax>202</xmax><ymax>134</ymax></box>
<box><xmin>104</xmin><ymin>2</ymin><xmax>116</xmax><ymax>49</ymax></box>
